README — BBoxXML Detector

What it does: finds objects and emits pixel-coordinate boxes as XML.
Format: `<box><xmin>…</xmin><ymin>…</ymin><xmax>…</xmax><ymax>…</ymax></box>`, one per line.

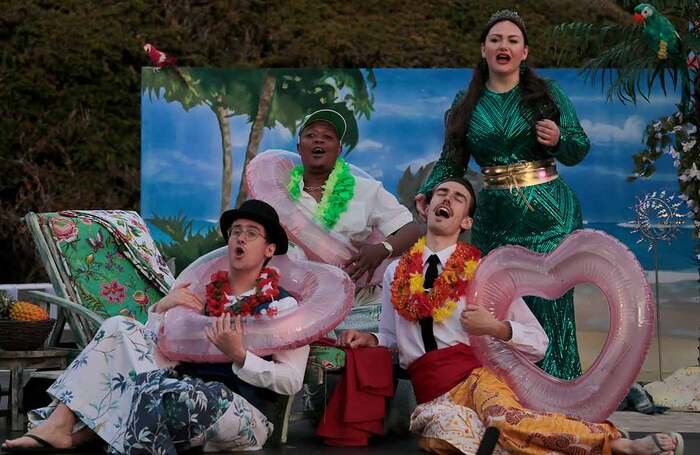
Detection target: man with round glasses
<box><xmin>3</xmin><ymin>199</ymin><xmax>309</xmax><ymax>453</ymax></box>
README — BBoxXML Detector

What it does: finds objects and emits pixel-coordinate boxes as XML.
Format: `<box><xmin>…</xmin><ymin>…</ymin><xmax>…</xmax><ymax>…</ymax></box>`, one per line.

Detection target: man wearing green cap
<box><xmin>281</xmin><ymin>108</ymin><xmax>421</xmax><ymax>426</ymax></box>
<box><xmin>288</xmin><ymin>108</ymin><xmax>421</xmax><ymax>333</ymax></box>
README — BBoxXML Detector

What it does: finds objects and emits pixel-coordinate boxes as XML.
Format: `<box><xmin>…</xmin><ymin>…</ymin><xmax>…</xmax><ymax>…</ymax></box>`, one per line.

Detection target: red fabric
<box><xmin>315</xmin><ymin>339</ymin><xmax>394</xmax><ymax>446</ymax></box>
<box><xmin>407</xmin><ymin>343</ymin><xmax>481</xmax><ymax>404</ymax></box>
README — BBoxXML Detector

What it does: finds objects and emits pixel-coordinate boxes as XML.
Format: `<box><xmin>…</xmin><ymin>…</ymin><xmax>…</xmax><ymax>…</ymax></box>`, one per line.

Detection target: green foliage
<box><xmin>142</xmin><ymin>67</ymin><xmax>375</xmax><ymax>210</ymax></box>
<box><xmin>1</xmin><ymin>0</ymin><xmax>629</xmax><ymax>283</ymax></box>
<box><xmin>553</xmin><ymin>18</ymin><xmax>691</xmax><ymax>109</ymax></box>
<box><xmin>142</xmin><ymin>67</ymin><xmax>376</xmax><ymax>150</ymax></box>
<box><xmin>554</xmin><ymin>0</ymin><xmax>700</xmax><ymax>275</ymax></box>
<box><xmin>148</xmin><ymin>214</ymin><xmax>225</xmax><ymax>277</ymax></box>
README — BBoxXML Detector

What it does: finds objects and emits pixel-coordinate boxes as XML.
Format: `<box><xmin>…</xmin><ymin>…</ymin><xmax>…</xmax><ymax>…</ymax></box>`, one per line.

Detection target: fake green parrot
<box><xmin>633</xmin><ymin>3</ymin><xmax>680</xmax><ymax>59</ymax></box>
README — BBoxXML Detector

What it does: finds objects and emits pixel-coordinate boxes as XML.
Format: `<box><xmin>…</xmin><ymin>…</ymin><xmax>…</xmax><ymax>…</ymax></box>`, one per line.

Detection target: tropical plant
<box><xmin>234</xmin><ymin>68</ymin><xmax>376</xmax><ymax>207</ymax></box>
<box><xmin>0</xmin><ymin>0</ymin><xmax>634</xmax><ymax>284</ymax></box>
<box><xmin>552</xmin><ymin>0</ymin><xmax>700</xmax><ymax>277</ymax></box>
<box><xmin>141</xmin><ymin>68</ymin><xmax>376</xmax><ymax>212</ymax></box>
<box><xmin>148</xmin><ymin>213</ymin><xmax>225</xmax><ymax>277</ymax></box>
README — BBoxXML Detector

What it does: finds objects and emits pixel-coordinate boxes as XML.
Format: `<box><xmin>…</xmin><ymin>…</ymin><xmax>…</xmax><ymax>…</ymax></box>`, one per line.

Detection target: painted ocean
<box><xmin>147</xmin><ymin>218</ymin><xmax>698</xmax><ymax>274</ymax></box>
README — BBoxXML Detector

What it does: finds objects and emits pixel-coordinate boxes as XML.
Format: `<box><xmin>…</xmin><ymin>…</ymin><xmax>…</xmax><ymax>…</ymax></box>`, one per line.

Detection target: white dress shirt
<box><xmin>149</xmin><ymin>290</ymin><xmax>310</xmax><ymax>396</ymax></box>
<box><xmin>375</xmin><ymin>243</ymin><xmax>549</xmax><ymax>369</ymax></box>
<box><xmin>295</xmin><ymin>175</ymin><xmax>414</xmax><ymax>244</ymax></box>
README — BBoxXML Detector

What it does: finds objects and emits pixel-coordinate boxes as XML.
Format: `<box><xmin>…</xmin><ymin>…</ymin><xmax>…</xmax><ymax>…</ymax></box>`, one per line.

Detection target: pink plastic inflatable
<box><xmin>157</xmin><ymin>247</ymin><xmax>354</xmax><ymax>360</ymax></box>
<box><xmin>467</xmin><ymin>229</ymin><xmax>654</xmax><ymax>422</ymax></box>
<box><xmin>246</xmin><ymin>149</ymin><xmax>390</xmax><ymax>287</ymax></box>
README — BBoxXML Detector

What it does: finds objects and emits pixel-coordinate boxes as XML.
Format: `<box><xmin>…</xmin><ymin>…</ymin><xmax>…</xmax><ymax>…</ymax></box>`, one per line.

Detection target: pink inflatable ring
<box><xmin>246</xmin><ymin>149</ymin><xmax>391</xmax><ymax>287</ymax></box>
<box><xmin>467</xmin><ymin>229</ymin><xmax>654</xmax><ymax>422</ymax></box>
<box><xmin>157</xmin><ymin>247</ymin><xmax>354</xmax><ymax>360</ymax></box>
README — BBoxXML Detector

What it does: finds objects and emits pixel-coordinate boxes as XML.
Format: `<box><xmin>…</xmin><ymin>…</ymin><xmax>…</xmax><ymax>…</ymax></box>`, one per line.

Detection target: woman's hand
<box><xmin>152</xmin><ymin>283</ymin><xmax>203</xmax><ymax>314</ymax></box>
<box><xmin>535</xmin><ymin>119</ymin><xmax>560</xmax><ymax>147</ymax></box>
<box><xmin>205</xmin><ymin>314</ymin><xmax>247</xmax><ymax>365</ymax></box>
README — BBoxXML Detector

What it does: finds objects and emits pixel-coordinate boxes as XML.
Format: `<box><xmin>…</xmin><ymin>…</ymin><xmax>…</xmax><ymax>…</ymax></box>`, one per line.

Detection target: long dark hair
<box><xmin>445</xmin><ymin>17</ymin><xmax>559</xmax><ymax>161</ymax></box>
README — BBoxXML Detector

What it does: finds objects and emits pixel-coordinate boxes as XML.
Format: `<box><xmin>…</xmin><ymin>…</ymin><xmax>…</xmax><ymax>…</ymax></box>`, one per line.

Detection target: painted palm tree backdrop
<box><xmin>141</xmin><ymin>65</ymin><xmax>699</xmax><ymax>377</ymax></box>
<box><xmin>142</xmin><ymin>68</ymin><xmax>375</xmax><ymax>213</ymax></box>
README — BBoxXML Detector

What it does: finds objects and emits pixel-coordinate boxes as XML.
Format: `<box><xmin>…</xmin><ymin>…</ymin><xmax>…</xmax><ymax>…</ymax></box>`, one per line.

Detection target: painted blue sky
<box><xmin>141</xmin><ymin>68</ymin><xmax>695</xmax><ymax>271</ymax></box>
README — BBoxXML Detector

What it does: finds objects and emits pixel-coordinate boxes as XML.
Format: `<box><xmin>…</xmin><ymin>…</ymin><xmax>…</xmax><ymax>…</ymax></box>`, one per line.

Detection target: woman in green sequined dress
<box><xmin>416</xmin><ymin>11</ymin><xmax>590</xmax><ymax>380</ymax></box>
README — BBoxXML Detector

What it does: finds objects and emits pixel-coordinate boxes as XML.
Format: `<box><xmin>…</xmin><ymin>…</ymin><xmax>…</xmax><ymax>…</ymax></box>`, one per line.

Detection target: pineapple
<box><xmin>10</xmin><ymin>301</ymin><xmax>49</xmax><ymax>321</ymax></box>
<box><xmin>0</xmin><ymin>291</ymin><xmax>49</xmax><ymax>321</ymax></box>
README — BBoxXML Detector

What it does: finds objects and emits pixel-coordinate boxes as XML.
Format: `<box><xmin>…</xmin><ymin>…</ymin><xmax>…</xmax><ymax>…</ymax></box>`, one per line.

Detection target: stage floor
<box><xmin>2</xmin><ymin>412</ymin><xmax>699</xmax><ymax>454</ymax></box>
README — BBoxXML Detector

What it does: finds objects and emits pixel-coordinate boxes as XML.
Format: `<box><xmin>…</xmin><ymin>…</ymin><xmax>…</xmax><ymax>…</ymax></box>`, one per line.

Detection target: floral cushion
<box><xmin>41</xmin><ymin>211</ymin><xmax>172</xmax><ymax>323</ymax></box>
<box><xmin>65</xmin><ymin>210</ymin><xmax>174</xmax><ymax>293</ymax></box>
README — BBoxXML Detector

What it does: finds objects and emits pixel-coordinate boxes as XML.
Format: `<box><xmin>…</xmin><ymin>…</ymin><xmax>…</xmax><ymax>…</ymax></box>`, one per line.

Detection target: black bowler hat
<box><xmin>219</xmin><ymin>199</ymin><xmax>288</xmax><ymax>255</ymax></box>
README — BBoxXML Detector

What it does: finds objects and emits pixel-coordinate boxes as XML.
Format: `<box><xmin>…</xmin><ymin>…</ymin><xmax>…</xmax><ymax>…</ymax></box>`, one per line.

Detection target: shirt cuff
<box><xmin>503</xmin><ymin>320</ymin><xmax>527</xmax><ymax>347</ymax></box>
<box><xmin>231</xmin><ymin>350</ymin><xmax>268</xmax><ymax>375</ymax></box>
<box><xmin>146</xmin><ymin>309</ymin><xmax>163</xmax><ymax>334</ymax></box>
<box><xmin>379</xmin><ymin>211</ymin><xmax>414</xmax><ymax>238</ymax></box>
<box><xmin>373</xmin><ymin>332</ymin><xmax>389</xmax><ymax>348</ymax></box>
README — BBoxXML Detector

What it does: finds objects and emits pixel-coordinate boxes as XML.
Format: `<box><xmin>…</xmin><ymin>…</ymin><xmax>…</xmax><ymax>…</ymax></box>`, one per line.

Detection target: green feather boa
<box><xmin>287</xmin><ymin>159</ymin><xmax>356</xmax><ymax>231</ymax></box>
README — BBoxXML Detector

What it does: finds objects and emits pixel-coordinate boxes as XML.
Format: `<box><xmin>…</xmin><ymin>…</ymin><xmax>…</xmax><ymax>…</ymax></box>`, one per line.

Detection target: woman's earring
<box><xmin>519</xmin><ymin>60</ymin><xmax>527</xmax><ymax>76</ymax></box>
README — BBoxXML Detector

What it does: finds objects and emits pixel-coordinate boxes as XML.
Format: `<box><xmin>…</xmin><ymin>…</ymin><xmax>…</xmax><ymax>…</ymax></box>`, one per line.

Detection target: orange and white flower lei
<box><xmin>391</xmin><ymin>237</ymin><xmax>481</xmax><ymax>322</ymax></box>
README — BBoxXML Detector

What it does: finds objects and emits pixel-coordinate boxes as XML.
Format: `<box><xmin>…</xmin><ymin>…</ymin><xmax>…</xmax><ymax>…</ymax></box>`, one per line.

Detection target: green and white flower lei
<box><xmin>287</xmin><ymin>158</ymin><xmax>356</xmax><ymax>230</ymax></box>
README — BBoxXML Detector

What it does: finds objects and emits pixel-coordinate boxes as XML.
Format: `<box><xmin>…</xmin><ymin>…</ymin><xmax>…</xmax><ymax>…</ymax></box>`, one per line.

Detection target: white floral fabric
<box><xmin>29</xmin><ymin>316</ymin><xmax>271</xmax><ymax>454</ymax></box>
<box><xmin>410</xmin><ymin>391</ymin><xmax>508</xmax><ymax>455</ymax></box>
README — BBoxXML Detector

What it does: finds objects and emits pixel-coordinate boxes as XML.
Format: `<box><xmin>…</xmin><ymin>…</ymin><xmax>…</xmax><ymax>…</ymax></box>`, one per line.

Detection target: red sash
<box><xmin>407</xmin><ymin>343</ymin><xmax>481</xmax><ymax>404</ymax></box>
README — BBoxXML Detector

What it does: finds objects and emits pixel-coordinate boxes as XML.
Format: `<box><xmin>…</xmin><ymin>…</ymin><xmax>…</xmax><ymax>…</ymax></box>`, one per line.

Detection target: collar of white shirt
<box><xmin>224</xmin><ymin>287</ymin><xmax>256</xmax><ymax>308</ymax></box>
<box><xmin>423</xmin><ymin>243</ymin><xmax>457</xmax><ymax>269</ymax></box>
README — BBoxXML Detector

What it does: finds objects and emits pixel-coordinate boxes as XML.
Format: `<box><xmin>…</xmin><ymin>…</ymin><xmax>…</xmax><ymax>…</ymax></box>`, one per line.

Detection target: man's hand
<box><xmin>153</xmin><ymin>283</ymin><xmax>203</xmax><ymax>314</ymax></box>
<box><xmin>344</xmin><ymin>243</ymin><xmax>389</xmax><ymax>282</ymax></box>
<box><xmin>205</xmin><ymin>314</ymin><xmax>247</xmax><ymax>365</ymax></box>
<box><xmin>460</xmin><ymin>305</ymin><xmax>512</xmax><ymax>340</ymax></box>
<box><xmin>336</xmin><ymin>330</ymin><xmax>379</xmax><ymax>349</ymax></box>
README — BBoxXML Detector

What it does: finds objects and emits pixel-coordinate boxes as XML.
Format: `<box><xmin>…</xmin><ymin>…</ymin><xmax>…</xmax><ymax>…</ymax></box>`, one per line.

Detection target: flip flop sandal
<box><xmin>651</xmin><ymin>432</ymin><xmax>684</xmax><ymax>455</ymax></box>
<box><xmin>0</xmin><ymin>434</ymin><xmax>76</xmax><ymax>453</ymax></box>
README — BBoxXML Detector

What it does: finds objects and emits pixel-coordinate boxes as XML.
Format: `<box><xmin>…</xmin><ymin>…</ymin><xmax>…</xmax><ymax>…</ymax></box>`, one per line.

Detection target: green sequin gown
<box><xmin>420</xmin><ymin>81</ymin><xmax>590</xmax><ymax>380</ymax></box>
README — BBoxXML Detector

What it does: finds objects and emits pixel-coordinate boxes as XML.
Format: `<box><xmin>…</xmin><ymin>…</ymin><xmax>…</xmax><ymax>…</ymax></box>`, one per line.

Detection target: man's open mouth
<box><xmin>311</xmin><ymin>147</ymin><xmax>326</xmax><ymax>156</ymax></box>
<box><xmin>435</xmin><ymin>205</ymin><xmax>452</xmax><ymax>219</ymax></box>
<box><xmin>234</xmin><ymin>246</ymin><xmax>245</xmax><ymax>257</ymax></box>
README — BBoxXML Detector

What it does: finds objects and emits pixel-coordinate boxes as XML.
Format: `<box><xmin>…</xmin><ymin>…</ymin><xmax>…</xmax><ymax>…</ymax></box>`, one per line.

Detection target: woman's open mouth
<box><xmin>496</xmin><ymin>53</ymin><xmax>511</xmax><ymax>64</ymax></box>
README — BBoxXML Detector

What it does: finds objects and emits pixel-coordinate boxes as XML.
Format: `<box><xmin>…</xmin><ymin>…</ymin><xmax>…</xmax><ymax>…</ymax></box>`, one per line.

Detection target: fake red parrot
<box><xmin>143</xmin><ymin>43</ymin><xmax>177</xmax><ymax>70</ymax></box>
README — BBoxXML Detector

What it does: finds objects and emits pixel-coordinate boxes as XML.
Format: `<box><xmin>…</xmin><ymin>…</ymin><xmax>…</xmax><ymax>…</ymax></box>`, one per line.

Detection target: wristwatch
<box><xmin>380</xmin><ymin>241</ymin><xmax>393</xmax><ymax>258</ymax></box>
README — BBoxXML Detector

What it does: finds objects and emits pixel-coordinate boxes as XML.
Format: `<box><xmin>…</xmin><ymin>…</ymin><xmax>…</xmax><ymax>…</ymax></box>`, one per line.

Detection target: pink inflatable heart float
<box><xmin>467</xmin><ymin>229</ymin><xmax>654</xmax><ymax>422</ymax></box>
<box><xmin>157</xmin><ymin>248</ymin><xmax>354</xmax><ymax>360</ymax></box>
<box><xmin>246</xmin><ymin>149</ymin><xmax>390</xmax><ymax>288</ymax></box>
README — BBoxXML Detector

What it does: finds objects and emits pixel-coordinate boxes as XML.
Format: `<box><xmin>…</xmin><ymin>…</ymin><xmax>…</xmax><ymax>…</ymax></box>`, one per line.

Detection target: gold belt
<box><xmin>481</xmin><ymin>158</ymin><xmax>559</xmax><ymax>211</ymax></box>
